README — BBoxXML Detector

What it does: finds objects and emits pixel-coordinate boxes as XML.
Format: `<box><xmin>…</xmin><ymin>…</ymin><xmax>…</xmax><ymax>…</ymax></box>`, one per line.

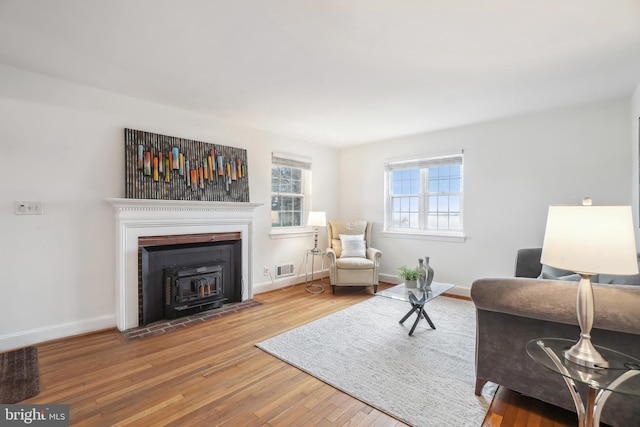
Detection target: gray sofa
<box><xmin>471</xmin><ymin>248</ymin><xmax>640</xmax><ymax>427</ymax></box>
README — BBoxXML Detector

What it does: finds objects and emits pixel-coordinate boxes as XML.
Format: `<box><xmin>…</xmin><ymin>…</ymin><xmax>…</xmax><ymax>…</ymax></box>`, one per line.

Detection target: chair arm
<box><xmin>326</xmin><ymin>248</ymin><xmax>337</xmax><ymax>284</ymax></box>
<box><xmin>326</xmin><ymin>248</ymin><xmax>337</xmax><ymax>264</ymax></box>
<box><xmin>366</xmin><ymin>247</ymin><xmax>382</xmax><ymax>263</ymax></box>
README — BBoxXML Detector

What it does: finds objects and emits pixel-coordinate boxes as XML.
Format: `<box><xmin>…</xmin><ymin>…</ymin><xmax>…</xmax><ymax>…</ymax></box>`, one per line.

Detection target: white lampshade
<box><xmin>541</xmin><ymin>204</ymin><xmax>638</xmax><ymax>275</ymax></box>
<box><xmin>307</xmin><ymin>211</ymin><xmax>327</xmax><ymax>227</ymax></box>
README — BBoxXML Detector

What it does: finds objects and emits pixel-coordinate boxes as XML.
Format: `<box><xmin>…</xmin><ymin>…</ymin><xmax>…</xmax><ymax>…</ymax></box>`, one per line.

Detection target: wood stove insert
<box><xmin>139</xmin><ymin>233</ymin><xmax>242</xmax><ymax>325</ymax></box>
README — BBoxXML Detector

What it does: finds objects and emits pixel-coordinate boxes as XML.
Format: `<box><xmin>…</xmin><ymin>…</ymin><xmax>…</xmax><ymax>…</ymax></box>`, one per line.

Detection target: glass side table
<box><xmin>304</xmin><ymin>248</ymin><xmax>325</xmax><ymax>294</ymax></box>
<box><xmin>526</xmin><ymin>338</ymin><xmax>640</xmax><ymax>427</ymax></box>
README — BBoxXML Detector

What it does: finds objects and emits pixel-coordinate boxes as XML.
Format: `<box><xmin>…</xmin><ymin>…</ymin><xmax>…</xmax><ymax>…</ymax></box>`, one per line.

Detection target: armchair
<box><xmin>326</xmin><ymin>220</ymin><xmax>382</xmax><ymax>294</ymax></box>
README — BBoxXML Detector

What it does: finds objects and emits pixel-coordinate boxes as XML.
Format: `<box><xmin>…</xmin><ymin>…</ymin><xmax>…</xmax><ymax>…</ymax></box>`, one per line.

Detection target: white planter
<box><xmin>405</xmin><ymin>280</ymin><xmax>418</xmax><ymax>289</ymax></box>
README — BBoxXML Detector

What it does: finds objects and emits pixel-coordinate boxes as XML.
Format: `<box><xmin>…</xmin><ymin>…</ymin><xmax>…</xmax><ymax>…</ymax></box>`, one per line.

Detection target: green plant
<box><xmin>397</xmin><ymin>265</ymin><xmax>421</xmax><ymax>281</ymax></box>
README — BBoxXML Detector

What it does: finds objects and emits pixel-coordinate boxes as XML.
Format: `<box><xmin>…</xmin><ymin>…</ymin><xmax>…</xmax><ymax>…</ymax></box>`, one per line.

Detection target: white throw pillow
<box><xmin>339</xmin><ymin>234</ymin><xmax>366</xmax><ymax>258</ymax></box>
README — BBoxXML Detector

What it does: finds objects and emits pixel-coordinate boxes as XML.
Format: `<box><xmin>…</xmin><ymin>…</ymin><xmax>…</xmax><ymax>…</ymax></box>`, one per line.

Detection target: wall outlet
<box><xmin>14</xmin><ymin>201</ymin><xmax>43</xmax><ymax>215</ymax></box>
<box><xmin>263</xmin><ymin>267</ymin><xmax>270</xmax><ymax>276</ymax></box>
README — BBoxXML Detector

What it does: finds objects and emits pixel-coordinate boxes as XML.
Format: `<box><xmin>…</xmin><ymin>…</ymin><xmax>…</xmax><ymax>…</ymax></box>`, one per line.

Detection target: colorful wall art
<box><xmin>124</xmin><ymin>128</ymin><xmax>250</xmax><ymax>202</ymax></box>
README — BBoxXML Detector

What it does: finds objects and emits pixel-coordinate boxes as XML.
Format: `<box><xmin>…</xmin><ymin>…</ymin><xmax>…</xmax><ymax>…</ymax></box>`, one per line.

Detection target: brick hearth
<box><xmin>123</xmin><ymin>299</ymin><xmax>261</xmax><ymax>341</ymax></box>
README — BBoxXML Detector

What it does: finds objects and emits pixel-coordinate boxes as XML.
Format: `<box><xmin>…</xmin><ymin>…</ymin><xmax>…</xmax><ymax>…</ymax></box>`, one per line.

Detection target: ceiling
<box><xmin>1</xmin><ymin>1</ymin><xmax>640</xmax><ymax>147</ymax></box>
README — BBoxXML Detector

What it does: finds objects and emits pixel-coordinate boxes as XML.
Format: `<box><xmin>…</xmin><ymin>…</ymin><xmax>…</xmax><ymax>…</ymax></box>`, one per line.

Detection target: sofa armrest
<box><xmin>471</xmin><ymin>277</ymin><xmax>640</xmax><ymax>334</ymax></box>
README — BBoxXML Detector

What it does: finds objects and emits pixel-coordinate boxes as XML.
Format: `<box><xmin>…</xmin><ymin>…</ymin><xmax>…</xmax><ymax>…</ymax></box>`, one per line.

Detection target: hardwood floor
<box><xmin>27</xmin><ymin>282</ymin><xmax>578</xmax><ymax>426</ymax></box>
<box><xmin>482</xmin><ymin>387</ymin><xmax>578</xmax><ymax>427</ymax></box>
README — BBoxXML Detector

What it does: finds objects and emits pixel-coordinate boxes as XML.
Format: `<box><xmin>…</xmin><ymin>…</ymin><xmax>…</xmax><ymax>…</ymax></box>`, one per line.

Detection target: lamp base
<box><xmin>563</xmin><ymin>337</ymin><xmax>609</xmax><ymax>368</ymax></box>
<box><xmin>310</xmin><ymin>228</ymin><xmax>322</xmax><ymax>255</ymax></box>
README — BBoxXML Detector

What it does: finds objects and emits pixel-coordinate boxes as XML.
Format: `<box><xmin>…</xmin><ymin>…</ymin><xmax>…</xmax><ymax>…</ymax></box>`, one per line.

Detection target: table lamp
<box><xmin>541</xmin><ymin>197</ymin><xmax>638</xmax><ymax>368</ymax></box>
<box><xmin>307</xmin><ymin>211</ymin><xmax>326</xmax><ymax>255</ymax></box>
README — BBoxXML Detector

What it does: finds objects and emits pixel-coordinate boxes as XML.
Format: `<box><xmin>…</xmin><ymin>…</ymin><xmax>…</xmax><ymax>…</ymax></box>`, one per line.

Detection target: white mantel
<box><xmin>107</xmin><ymin>198</ymin><xmax>262</xmax><ymax>331</ymax></box>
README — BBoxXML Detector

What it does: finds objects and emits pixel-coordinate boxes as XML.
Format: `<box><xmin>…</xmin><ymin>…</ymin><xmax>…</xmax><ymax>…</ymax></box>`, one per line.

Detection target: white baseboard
<box><xmin>0</xmin><ymin>315</ymin><xmax>115</xmax><ymax>352</ymax></box>
<box><xmin>253</xmin><ymin>271</ymin><xmax>329</xmax><ymax>295</ymax></box>
<box><xmin>378</xmin><ymin>273</ymin><xmax>403</xmax><ymax>285</ymax></box>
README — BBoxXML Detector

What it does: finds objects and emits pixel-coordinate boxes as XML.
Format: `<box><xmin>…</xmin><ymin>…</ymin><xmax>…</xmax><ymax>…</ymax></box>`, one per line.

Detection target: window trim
<box><xmin>383</xmin><ymin>151</ymin><xmax>466</xmax><ymax>242</ymax></box>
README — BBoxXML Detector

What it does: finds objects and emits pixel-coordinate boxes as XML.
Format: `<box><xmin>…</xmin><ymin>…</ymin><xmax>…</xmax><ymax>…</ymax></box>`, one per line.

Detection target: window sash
<box><xmin>271</xmin><ymin>195</ymin><xmax>304</xmax><ymax>227</ymax></box>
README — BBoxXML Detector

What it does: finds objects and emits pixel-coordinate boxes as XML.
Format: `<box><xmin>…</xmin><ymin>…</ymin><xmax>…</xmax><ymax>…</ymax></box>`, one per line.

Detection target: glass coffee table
<box><xmin>377</xmin><ymin>281</ymin><xmax>454</xmax><ymax>335</ymax></box>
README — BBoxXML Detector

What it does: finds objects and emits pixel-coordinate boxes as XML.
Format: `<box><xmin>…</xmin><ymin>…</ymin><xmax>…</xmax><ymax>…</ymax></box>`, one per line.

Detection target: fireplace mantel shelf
<box><xmin>107</xmin><ymin>198</ymin><xmax>262</xmax><ymax>212</ymax></box>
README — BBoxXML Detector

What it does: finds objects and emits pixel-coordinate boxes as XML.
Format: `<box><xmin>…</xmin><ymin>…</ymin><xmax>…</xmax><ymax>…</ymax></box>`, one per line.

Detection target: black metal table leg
<box><xmin>399</xmin><ymin>305</ymin><xmax>419</xmax><ymax>324</ymax></box>
<box><xmin>419</xmin><ymin>307</ymin><xmax>436</xmax><ymax>329</ymax></box>
<box><xmin>400</xmin><ymin>302</ymin><xmax>436</xmax><ymax>335</ymax></box>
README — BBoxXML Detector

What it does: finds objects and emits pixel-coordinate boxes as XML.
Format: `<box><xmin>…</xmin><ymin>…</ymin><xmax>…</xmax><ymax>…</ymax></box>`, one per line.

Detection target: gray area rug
<box><xmin>0</xmin><ymin>346</ymin><xmax>40</xmax><ymax>404</ymax></box>
<box><xmin>256</xmin><ymin>295</ymin><xmax>497</xmax><ymax>426</ymax></box>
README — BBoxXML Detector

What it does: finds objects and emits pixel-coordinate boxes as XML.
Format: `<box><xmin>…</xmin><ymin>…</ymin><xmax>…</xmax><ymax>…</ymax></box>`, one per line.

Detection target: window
<box><xmin>384</xmin><ymin>153</ymin><xmax>464</xmax><ymax>239</ymax></box>
<box><xmin>271</xmin><ymin>153</ymin><xmax>311</xmax><ymax>231</ymax></box>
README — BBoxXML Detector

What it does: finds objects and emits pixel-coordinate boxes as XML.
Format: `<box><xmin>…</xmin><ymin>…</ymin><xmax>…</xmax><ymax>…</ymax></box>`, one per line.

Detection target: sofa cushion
<box><xmin>515</xmin><ymin>248</ymin><xmax>543</xmax><ymax>278</ymax></box>
<box><xmin>538</xmin><ymin>265</ymin><xmax>598</xmax><ymax>283</ymax></box>
<box><xmin>539</xmin><ymin>271</ymin><xmax>581</xmax><ymax>281</ymax></box>
<box><xmin>599</xmin><ymin>273</ymin><xmax>640</xmax><ymax>286</ymax></box>
<box><xmin>538</xmin><ymin>265</ymin><xmax>579</xmax><ymax>281</ymax></box>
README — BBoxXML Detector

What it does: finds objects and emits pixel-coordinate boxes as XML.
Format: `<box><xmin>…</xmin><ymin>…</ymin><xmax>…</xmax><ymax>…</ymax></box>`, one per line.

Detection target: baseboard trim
<box><xmin>0</xmin><ymin>315</ymin><xmax>115</xmax><ymax>352</ymax></box>
<box><xmin>254</xmin><ymin>271</ymin><xmax>329</xmax><ymax>295</ymax></box>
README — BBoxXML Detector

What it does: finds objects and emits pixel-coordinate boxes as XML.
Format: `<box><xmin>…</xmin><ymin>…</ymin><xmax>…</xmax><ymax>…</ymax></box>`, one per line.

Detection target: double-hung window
<box><xmin>384</xmin><ymin>152</ymin><xmax>464</xmax><ymax>240</ymax></box>
<box><xmin>271</xmin><ymin>152</ymin><xmax>311</xmax><ymax>233</ymax></box>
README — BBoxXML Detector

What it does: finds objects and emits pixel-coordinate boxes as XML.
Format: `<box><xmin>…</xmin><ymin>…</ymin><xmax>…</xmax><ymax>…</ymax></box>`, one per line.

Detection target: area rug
<box><xmin>256</xmin><ymin>295</ymin><xmax>497</xmax><ymax>427</ymax></box>
<box><xmin>0</xmin><ymin>346</ymin><xmax>40</xmax><ymax>403</ymax></box>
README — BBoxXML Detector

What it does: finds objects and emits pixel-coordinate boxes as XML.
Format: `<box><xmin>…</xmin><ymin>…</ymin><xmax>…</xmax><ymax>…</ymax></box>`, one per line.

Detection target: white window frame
<box><xmin>383</xmin><ymin>151</ymin><xmax>466</xmax><ymax>242</ymax></box>
<box><xmin>269</xmin><ymin>152</ymin><xmax>314</xmax><ymax>239</ymax></box>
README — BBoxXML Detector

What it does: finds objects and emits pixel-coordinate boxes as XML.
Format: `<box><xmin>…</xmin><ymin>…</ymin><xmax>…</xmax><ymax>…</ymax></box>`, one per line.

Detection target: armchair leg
<box><xmin>374</xmin><ymin>285</ymin><xmax>378</xmax><ymax>293</ymax></box>
<box><xmin>331</xmin><ymin>285</ymin><xmax>336</xmax><ymax>295</ymax></box>
<box><xmin>475</xmin><ymin>378</ymin><xmax>488</xmax><ymax>396</ymax></box>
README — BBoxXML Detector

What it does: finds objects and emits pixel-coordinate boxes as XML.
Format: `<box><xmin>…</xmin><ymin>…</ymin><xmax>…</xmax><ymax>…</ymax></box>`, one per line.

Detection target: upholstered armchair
<box><xmin>326</xmin><ymin>220</ymin><xmax>382</xmax><ymax>294</ymax></box>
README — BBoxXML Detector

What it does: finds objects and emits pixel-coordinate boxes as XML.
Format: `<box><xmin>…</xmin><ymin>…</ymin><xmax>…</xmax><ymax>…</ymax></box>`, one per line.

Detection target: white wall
<box><xmin>339</xmin><ymin>99</ymin><xmax>633</xmax><ymax>295</ymax></box>
<box><xmin>0</xmin><ymin>65</ymin><xmax>338</xmax><ymax>351</ymax></box>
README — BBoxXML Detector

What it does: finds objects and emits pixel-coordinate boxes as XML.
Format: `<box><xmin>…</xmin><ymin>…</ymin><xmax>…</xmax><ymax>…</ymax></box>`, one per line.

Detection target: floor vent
<box><xmin>275</xmin><ymin>263</ymin><xmax>295</xmax><ymax>278</ymax></box>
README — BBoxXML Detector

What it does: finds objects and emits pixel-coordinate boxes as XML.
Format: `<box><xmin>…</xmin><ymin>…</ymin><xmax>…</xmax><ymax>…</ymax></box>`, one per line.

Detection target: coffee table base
<box><xmin>378</xmin><ymin>281</ymin><xmax>453</xmax><ymax>336</ymax></box>
<box><xmin>399</xmin><ymin>298</ymin><xmax>436</xmax><ymax>336</ymax></box>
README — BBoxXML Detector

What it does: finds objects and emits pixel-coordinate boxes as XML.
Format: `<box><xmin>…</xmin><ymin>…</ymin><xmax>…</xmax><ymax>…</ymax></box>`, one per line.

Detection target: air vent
<box><xmin>275</xmin><ymin>263</ymin><xmax>295</xmax><ymax>278</ymax></box>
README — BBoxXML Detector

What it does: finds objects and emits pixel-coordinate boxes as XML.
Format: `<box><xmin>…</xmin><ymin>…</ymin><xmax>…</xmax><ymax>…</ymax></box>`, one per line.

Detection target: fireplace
<box><xmin>139</xmin><ymin>233</ymin><xmax>242</xmax><ymax>324</ymax></box>
<box><xmin>108</xmin><ymin>198</ymin><xmax>261</xmax><ymax>331</ymax></box>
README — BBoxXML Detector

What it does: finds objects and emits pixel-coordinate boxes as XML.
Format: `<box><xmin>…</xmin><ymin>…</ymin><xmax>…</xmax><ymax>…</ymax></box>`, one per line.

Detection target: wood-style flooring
<box><xmin>27</xmin><ymin>282</ymin><xmax>579</xmax><ymax>426</ymax></box>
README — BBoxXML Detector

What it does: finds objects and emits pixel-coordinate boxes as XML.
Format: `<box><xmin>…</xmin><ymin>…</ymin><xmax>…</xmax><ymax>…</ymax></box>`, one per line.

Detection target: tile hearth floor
<box><xmin>123</xmin><ymin>300</ymin><xmax>262</xmax><ymax>341</ymax></box>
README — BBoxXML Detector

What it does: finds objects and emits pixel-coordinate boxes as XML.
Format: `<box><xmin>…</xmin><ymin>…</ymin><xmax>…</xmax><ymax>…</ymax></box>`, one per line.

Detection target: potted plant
<box><xmin>397</xmin><ymin>265</ymin><xmax>422</xmax><ymax>288</ymax></box>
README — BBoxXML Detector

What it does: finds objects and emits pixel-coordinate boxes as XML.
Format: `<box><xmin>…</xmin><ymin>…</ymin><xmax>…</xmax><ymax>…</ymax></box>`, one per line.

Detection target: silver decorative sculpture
<box><xmin>418</xmin><ymin>257</ymin><xmax>434</xmax><ymax>288</ymax></box>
